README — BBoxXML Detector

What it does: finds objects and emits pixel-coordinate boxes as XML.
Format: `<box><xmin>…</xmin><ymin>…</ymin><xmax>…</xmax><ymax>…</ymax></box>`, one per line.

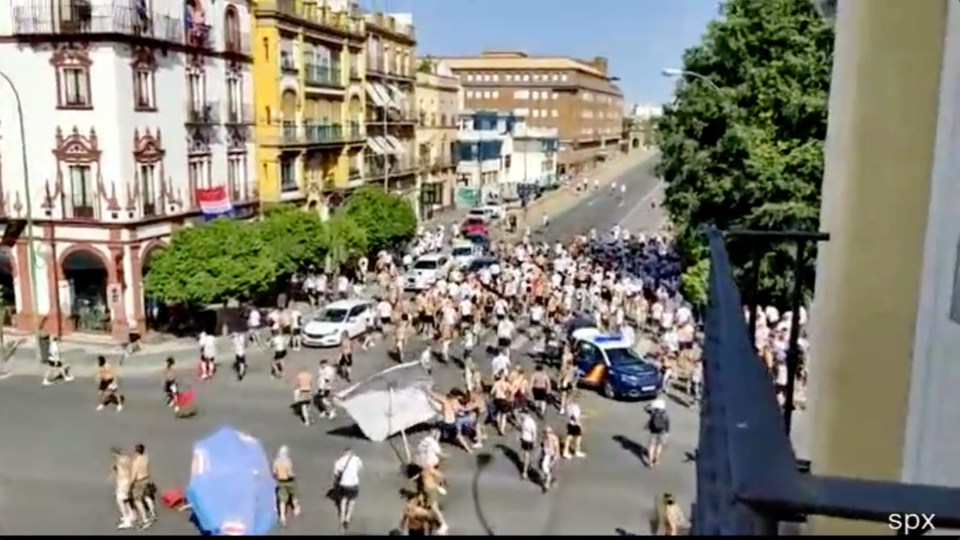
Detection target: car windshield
<box><xmin>414</xmin><ymin>259</ymin><xmax>439</xmax><ymax>270</ymax></box>
<box><xmin>314</xmin><ymin>308</ymin><xmax>348</xmax><ymax>323</ymax></box>
<box><xmin>468</xmin><ymin>209</ymin><xmax>486</xmax><ymax>216</ymax></box>
<box><xmin>605</xmin><ymin>347</ymin><xmax>646</xmax><ymax>366</ymax></box>
<box><xmin>452</xmin><ymin>246</ymin><xmax>473</xmax><ymax>257</ymax></box>
<box><xmin>465</xmin><ymin>217</ymin><xmax>485</xmax><ymax>225</ymax></box>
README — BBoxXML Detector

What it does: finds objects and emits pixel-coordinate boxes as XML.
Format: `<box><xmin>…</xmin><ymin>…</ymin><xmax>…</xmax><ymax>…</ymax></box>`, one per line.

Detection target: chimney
<box><xmin>592</xmin><ymin>56</ymin><xmax>608</xmax><ymax>74</ymax></box>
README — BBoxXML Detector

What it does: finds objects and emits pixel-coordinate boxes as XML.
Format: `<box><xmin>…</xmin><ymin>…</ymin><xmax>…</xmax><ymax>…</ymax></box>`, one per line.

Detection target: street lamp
<box><xmin>0</xmin><ymin>70</ymin><xmax>42</xmax><ymax>368</ymax></box>
<box><xmin>661</xmin><ymin>67</ymin><xmax>723</xmax><ymax>94</ymax></box>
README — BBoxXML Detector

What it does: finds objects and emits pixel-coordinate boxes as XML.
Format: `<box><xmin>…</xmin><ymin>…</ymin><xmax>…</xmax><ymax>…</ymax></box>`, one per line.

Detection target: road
<box><xmin>0</xmin><ymin>157</ymin><xmax>695</xmax><ymax>536</ymax></box>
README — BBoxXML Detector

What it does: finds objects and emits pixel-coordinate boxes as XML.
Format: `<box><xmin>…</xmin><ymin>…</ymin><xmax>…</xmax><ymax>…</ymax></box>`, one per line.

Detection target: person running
<box><xmin>461</xmin><ymin>327</ymin><xmax>477</xmax><ymax>392</ymax></box>
<box><xmin>198</xmin><ymin>331</ymin><xmax>216</xmax><ymax>380</ymax></box>
<box><xmin>338</xmin><ymin>336</ymin><xmax>353</xmax><ymax>382</ymax></box>
<box><xmin>558</xmin><ymin>348</ymin><xmax>576</xmax><ymax>414</ymax></box>
<box><xmin>294</xmin><ymin>369</ymin><xmax>313</xmax><ymax>426</ymax></box>
<box><xmin>273</xmin><ymin>445</ymin><xmax>301</xmax><ymax>528</ymax></box>
<box><xmin>529</xmin><ymin>364</ymin><xmax>551</xmax><ymax>418</ymax></box>
<box><xmin>646</xmin><ymin>398</ymin><xmax>670</xmax><ymax>467</ymax></box>
<box><xmin>111</xmin><ymin>447</ymin><xmax>136</xmax><ymax>529</ymax></box>
<box><xmin>562</xmin><ymin>399</ymin><xmax>586</xmax><ymax>459</ymax></box>
<box><xmin>42</xmin><ymin>336</ymin><xmax>73</xmax><ymax>386</ymax></box>
<box><xmin>96</xmin><ymin>355</ymin><xmax>124</xmax><ymax>412</ymax></box>
<box><xmin>231</xmin><ymin>332</ymin><xmax>247</xmax><ymax>381</ymax></box>
<box><xmin>316</xmin><ymin>359</ymin><xmax>336</xmax><ymax>419</ymax></box>
<box><xmin>518</xmin><ymin>410</ymin><xmax>538</xmax><ymax>480</ymax></box>
<box><xmin>332</xmin><ymin>448</ymin><xmax>362</xmax><ymax>532</ymax></box>
<box><xmin>400</xmin><ymin>492</ymin><xmax>436</xmax><ymax>536</ymax></box>
<box><xmin>540</xmin><ymin>425</ymin><xmax>560</xmax><ymax>492</ymax></box>
<box><xmin>162</xmin><ymin>357</ymin><xmax>180</xmax><ymax>414</ymax></box>
<box><xmin>129</xmin><ymin>443</ymin><xmax>156</xmax><ymax>528</ymax></box>
<box><xmin>270</xmin><ymin>330</ymin><xmax>287</xmax><ymax>379</ymax></box>
<box><xmin>415</xmin><ymin>460</ymin><xmax>450</xmax><ymax>535</ymax></box>
<box><xmin>491</xmin><ymin>374</ymin><xmax>512</xmax><ymax>436</ymax></box>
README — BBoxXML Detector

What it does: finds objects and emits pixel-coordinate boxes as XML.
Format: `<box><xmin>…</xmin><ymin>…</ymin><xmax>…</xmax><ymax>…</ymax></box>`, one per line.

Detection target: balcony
<box><xmin>695</xmin><ymin>227</ymin><xmax>960</xmax><ymax>534</ymax></box>
<box><xmin>304</xmin><ymin>64</ymin><xmax>343</xmax><ymax>89</ymax></box>
<box><xmin>255</xmin><ymin>0</ymin><xmax>365</xmax><ymax>37</ymax></box>
<box><xmin>184</xmin><ymin>101</ymin><xmax>220</xmax><ymax>125</ymax></box>
<box><xmin>224</xmin><ymin>103</ymin><xmax>253</xmax><ymax>125</ymax></box>
<box><xmin>364</xmin><ymin>12</ymin><xmax>415</xmax><ymax>42</ymax></box>
<box><xmin>11</xmin><ymin>1</ymin><xmax>184</xmax><ymax>45</ymax></box>
<box><xmin>280</xmin><ymin>52</ymin><xmax>298</xmax><ymax>73</ymax></box>
<box><xmin>261</xmin><ymin>121</ymin><xmax>362</xmax><ymax>146</ymax></box>
<box><xmin>364</xmin><ymin>156</ymin><xmax>418</xmax><ymax>179</ymax></box>
<box><xmin>365</xmin><ymin>107</ymin><xmax>417</xmax><ymax>125</ymax></box>
<box><xmin>365</xmin><ymin>58</ymin><xmax>415</xmax><ymax>81</ymax></box>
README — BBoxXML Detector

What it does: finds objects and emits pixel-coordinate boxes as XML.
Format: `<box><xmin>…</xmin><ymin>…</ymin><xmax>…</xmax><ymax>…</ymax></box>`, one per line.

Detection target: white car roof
<box><xmin>572</xmin><ymin>327</ymin><xmax>634</xmax><ymax>350</ymax></box>
<box><xmin>417</xmin><ymin>253</ymin><xmax>446</xmax><ymax>262</ymax></box>
<box><xmin>323</xmin><ymin>299</ymin><xmax>370</xmax><ymax>310</ymax></box>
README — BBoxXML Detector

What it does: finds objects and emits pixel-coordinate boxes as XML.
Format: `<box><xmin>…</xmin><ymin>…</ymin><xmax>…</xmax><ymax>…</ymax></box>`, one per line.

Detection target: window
<box><xmin>228</xmin><ymin>153</ymin><xmax>248</xmax><ymax>201</ymax></box>
<box><xmin>483</xmin><ymin>91</ymin><xmax>491</xmax><ymax>99</ymax></box>
<box><xmin>551</xmin><ymin>109</ymin><xmax>558</xmax><ymax>118</ymax></box>
<box><xmin>188</xmin><ymin>71</ymin><xmax>206</xmax><ymax>114</ymax></box>
<box><xmin>532</xmin><ymin>109</ymin><xmax>540</xmax><ymax>118</ymax></box>
<box><xmin>69</xmin><ymin>165</ymin><xmax>94</xmax><ymax>218</ymax></box>
<box><xmin>492</xmin><ymin>91</ymin><xmax>499</xmax><ymax>99</ymax></box>
<box><xmin>492</xmin><ymin>74</ymin><xmax>499</xmax><ymax>82</ymax></box>
<box><xmin>552</xmin><ymin>92</ymin><xmax>559</xmax><ymax>100</ymax></box>
<box><xmin>466</xmin><ymin>74</ymin><xmax>474</xmax><ymax>82</ymax></box>
<box><xmin>227</xmin><ymin>76</ymin><xmax>242</xmax><ymax>122</ymax></box>
<box><xmin>188</xmin><ymin>156</ymin><xmax>212</xmax><ymax>189</ymax></box>
<box><xmin>513</xmin><ymin>90</ymin><xmax>529</xmax><ymax>100</ymax></box>
<box><xmin>561</xmin><ymin>74</ymin><xmax>568</xmax><ymax>82</ymax></box>
<box><xmin>61</xmin><ymin>67</ymin><xmax>91</xmax><ymax>108</ymax></box>
<box><xmin>133</xmin><ymin>69</ymin><xmax>155</xmax><ymax>110</ymax></box>
<box><xmin>551</xmin><ymin>74</ymin><xmax>559</xmax><ymax>81</ymax></box>
<box><xmin>280</xmin><ymin>157</ymin><xmax>298</xmax><ymax>192</ymax></box>
<box><xmin>224</xmin><ymin>6</ymin><xmax>241</xmax><ymax>51</ymax></box>
<box><xmin>466</xmin><ymin>91</ymin><xmax>474</xmax><ymax>99</ymax></box>
<box><xmin>505</xmin><ymin>74</ymin><xmax>513</xmax><ymax>82</ymax></box>
<box><xmin>522</xmin><ymin>74</ymin><xmax>530</xmax><ymax>82</ymax></box>
<box><xmin>140</xmin><ymin>164</ymin><xmax>157</xmax><ymax>216</ymax></box>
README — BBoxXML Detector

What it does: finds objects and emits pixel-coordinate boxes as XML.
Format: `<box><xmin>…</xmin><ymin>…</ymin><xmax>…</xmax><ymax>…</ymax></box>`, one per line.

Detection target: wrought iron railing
<box><xmin>696</xmin><ymin>227</ymin><xmax>960</xmax><ymax>535</ymax></box>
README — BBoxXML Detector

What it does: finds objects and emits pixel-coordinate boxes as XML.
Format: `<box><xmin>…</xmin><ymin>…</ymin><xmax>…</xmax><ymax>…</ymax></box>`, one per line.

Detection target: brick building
<box><xmin>438</xmin><ymin>51</ymin><xmax>623</xmax><ymax>175</ymax></box>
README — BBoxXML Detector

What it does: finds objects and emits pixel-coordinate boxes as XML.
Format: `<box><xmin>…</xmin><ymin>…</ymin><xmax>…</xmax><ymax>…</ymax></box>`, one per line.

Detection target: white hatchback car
<box><xmin>301</xmin><ymin>299</ymin><xmax>375</xmax><ymax>348</ymax></box>
<box><xmin>404</xmin><ymin>253</ymin><xmax>451</xmax><ymax>291</ymax></box>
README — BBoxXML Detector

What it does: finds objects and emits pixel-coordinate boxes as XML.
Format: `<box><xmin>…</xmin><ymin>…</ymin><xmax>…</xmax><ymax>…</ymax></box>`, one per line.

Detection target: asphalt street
<box><xmin>0</xmin><ymin>157</ymin><xmax>696</xmax><ymax>536</ymax></box>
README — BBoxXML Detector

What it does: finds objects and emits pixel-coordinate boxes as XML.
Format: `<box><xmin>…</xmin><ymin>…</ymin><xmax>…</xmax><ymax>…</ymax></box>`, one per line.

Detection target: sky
<box><xmin>359</xmin><ymin>0</ymin><xmax>721</xmax><ymax>107</ymax></box>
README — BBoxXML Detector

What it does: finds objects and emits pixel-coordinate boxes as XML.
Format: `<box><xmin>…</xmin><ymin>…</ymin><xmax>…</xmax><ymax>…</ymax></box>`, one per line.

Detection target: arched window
<box><xmin>224</xmin><ymin>5</ymin><xmax>241</xmax><ymax>52</ymax></box>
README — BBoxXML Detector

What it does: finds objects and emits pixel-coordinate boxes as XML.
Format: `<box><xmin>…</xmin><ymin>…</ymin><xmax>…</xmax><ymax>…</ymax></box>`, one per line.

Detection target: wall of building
<box><xmin>415</xmin><ymin>68</ymin><xmax>460</xmax><ymax>213</ymax></box>
<box><xmin>807</xmin><ymin>0</ymin><xmax>950</xmax><ymax>533</ymax></box>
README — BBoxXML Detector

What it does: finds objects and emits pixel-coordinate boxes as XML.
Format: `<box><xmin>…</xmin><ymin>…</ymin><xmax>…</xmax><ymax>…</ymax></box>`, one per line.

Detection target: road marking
<box><xmin>619</xmin><ymin>180</ymin><xmax>664</xmax><ymax>227</ymax></box>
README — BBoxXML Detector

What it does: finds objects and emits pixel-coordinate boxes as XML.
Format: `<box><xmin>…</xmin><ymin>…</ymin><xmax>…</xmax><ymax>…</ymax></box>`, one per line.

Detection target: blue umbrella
<box><xmin>187</xmin><ymin>426</ymin><xmax>277</xmax><ymax>536</ymax></box>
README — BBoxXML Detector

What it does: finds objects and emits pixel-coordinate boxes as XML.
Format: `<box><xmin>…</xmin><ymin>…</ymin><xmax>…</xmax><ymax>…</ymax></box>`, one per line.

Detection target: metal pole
<box><xmin>382</xmin><ymin>102</ymin><xmax>388</xmax><ymax>191</ymax></box>
<box><xmin>783</xmin><ymin>240</ymin><xmax>807</xmax><ymax>435</ymax></box>
<box><xmin>0</xmin><ymin>71</ymin><xmax>42</xmax><ymax>364</ymax></box>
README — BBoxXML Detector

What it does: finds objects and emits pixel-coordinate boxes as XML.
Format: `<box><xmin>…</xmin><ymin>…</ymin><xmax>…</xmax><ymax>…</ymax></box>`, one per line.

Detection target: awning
<box><xmin>375</xmin><ymin>83</ymin><xmax>398</xmax><ymax>109</ymax></box>
<box><xmin>364</xmin><ymin>82</ymin><xmax>387</xmax><ymax>107</ymax></box>
<box><xmin>366</xmin><ymin>137</ymin><xmax>387</xmax><ymax>155</ymax></box>
<box><xmin>386</xmin><ymin>84</ymin><xmax>406</xmax><ymax>109</ymax></box>
<box><xmin>376</xmin><ymin>136</ymin><xmax>398</xmax><ymax>154</ymax></box>
<box><xmin>384</xmin><ymin>135</ymin><xmax>406</xmax><ymax>154</ymax></box>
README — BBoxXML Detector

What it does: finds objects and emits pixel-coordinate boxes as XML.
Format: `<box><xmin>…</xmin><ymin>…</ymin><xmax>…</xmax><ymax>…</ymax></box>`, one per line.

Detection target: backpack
<box><xmin>649</xmin><ymin>410</ymin><xmax>669</xmax><ymax>434</ymax></box>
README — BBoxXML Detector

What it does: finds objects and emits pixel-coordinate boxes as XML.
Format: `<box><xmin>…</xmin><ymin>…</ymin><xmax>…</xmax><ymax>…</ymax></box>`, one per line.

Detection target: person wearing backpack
<box><xmin>646</xmin><ymin>398</ymin><xmax>670</xmax><ymax>468</ymax></box>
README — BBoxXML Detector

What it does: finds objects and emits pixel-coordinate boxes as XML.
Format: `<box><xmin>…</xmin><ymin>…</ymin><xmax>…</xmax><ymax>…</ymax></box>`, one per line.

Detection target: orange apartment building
<box><xmin>438</xmin><ymin>51</ymin><xmax>624</xmax><ymax>175</ymax></box>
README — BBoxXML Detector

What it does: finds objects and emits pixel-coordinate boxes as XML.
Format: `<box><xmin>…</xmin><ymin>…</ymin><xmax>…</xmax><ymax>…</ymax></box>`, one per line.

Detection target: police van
<box><xmin>571</xmin><ymin>329</ymin><xmax>662</xmax><ymax>400</ymax></box>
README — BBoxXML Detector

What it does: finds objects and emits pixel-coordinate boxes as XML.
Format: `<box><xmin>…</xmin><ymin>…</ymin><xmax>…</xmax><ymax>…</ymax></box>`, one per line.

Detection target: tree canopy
<box><xmin>341</xmin><ymin>187</ymin><xmax>418</xmax><ymax>255</ymax></box>
<box><xmin>655</xmin><ymin>0</ymin><xmax>833</xmax><ymax>306</ymax></box>
<box><xmin>144</xmin><ymin>218</ymin><xmax>278</xmax><ymax>306</ymax></box>
<box><xmin>257</xmin><ymin>204</ymin><xmax>328</xmax><ymax>276</ymax></box>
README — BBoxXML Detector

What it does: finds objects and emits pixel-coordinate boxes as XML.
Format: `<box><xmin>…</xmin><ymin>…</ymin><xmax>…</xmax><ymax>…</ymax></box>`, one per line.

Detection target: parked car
<box><xmin>302</xmin><ymin>299</ymin><xmax>375</xmax><ymax>348</ymax></box>
<box><xmin>481</xmin><ymin>202</ymin><xmax>506</xmax><ymax>220</ymax></box>
<box><xmin>451</xmin><ymin>240</ymin><xmax>481</xmax><ymax>268</ymax></box>
<box><xmin>404</xmin><ymin>253</ymin><xmax>452</xmax><ymax>291</ymax></box>
<box><xmin>460</xmin><ymin>217</ymin><xmax>489</xmax><ymax>236</ymax></box>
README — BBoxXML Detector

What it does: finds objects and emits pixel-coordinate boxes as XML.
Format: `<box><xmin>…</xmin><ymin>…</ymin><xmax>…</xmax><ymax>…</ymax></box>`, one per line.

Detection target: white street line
<box><xmin>619</xmin><ymin>180</ymin><xmax>664</xmax><ymax>227</ymax></box>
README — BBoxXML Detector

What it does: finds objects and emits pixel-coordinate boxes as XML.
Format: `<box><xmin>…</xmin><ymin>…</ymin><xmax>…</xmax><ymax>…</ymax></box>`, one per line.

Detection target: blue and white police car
<box><xmin>571</xmin><ymin>329</ymin><xmax>662</xmax><ymax>400</ymax></box>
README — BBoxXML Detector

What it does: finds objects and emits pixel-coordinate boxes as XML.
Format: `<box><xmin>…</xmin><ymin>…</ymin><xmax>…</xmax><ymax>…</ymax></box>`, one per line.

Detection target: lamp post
<box><xmin>661</xmin><ymin>68</ymin><xmax>724</xmax><ymax>95</ymax></box>
<box><xmin>0</xmin><ymin>70</ymin><xmax>42</xmax><ymax>366</ymax></box>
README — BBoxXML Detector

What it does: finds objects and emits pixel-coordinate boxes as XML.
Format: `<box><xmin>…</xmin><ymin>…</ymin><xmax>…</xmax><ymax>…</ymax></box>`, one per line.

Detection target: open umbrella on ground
<box><xmin>186</xmin><ymin>425</ymin><xmax>277</xmax><ymax>535</ymax></box>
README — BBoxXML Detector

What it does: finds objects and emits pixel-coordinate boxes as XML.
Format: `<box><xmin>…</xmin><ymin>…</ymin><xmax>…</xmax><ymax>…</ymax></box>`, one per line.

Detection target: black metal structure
<box><xmin>693</xmin><ymin>227</ymin><xmax>960</xmax><ymax>535</ymax></box>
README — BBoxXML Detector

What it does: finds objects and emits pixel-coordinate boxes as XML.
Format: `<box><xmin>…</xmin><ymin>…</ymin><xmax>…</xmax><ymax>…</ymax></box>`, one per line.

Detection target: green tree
<box><xmin>655</xmin><ymin>0</ymin><xmax>833</xmax><ymax>306</ymax></box>
<box><xmin>144</xmin><ymin>218</ymin><xmax>277</xmax><ymax>306</ymax></box>
<box><xmin>341</xmin><ymin>187</ymin><xmax>417</xmax><ymax>255</ymax></box>
<box><xmin>256</xmin><ymin>204</ymin><xmax>328</xmax><ymax>276</ymax></box>
<box><xmin>324</xmin><ymin>212</ymin><xmax>369</xmax><ymax>271</ymax></box>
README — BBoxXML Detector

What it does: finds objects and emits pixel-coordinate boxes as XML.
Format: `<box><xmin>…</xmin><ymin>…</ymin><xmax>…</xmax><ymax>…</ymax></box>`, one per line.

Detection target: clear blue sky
<box><xmin>359</xmin><ymin>0</ymin><xmax>720</xmax><ymax>106</ymax></box>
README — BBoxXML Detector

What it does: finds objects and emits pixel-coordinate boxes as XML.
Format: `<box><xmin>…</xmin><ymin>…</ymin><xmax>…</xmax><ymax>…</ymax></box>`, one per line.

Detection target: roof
<box><xmin>438</xmin><ymin>56</ymin><xmax>607</xmax><ymax>79</ymax></box>
<box><xmin>324</xmin><ymin>299</ymin><xmax>371</xmax><ymax>310</ymax></box>
<box><xmin>572</xmin><ymin>328</ymin><xmax>633</xmax><ymax>349</ymax></box>
<box><xmin>416</xmin><ymin>253</ymin><xmax>447</xmax><ymax>262</ymax></box>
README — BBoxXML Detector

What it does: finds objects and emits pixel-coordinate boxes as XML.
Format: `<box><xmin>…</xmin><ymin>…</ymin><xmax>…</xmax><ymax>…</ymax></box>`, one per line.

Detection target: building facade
<box><xmin>415</xmin><ymin>61</ymin><xmax>460</xmax><ymax>220</ymax></box>
<box><xmin>252</xmin><ymin>0</ymin><xmax>366</xmax><ymax>209</ymax></box>
<box><xmin>439</xmin><ymin>51</ymin><xmax>623</xmax><ymax>176</ymax></box>
<box><xmin>362</xmin><ymin>11</ymin><xmax>418</xmax><ymax>206</ymax></box>
<box><xmin>454</xmin><ymin>110</ymin><xmax>557</xmax><ymax>205</ymax></box>
<box><xmin>0</xmin><ymin>0</ymin><xmax>256</xmax><ymax>341</ymax></box>
<box><xmin>807</xmin><ymin>0</ymin><xmax>960</xmax><ymax>534</ymax></box>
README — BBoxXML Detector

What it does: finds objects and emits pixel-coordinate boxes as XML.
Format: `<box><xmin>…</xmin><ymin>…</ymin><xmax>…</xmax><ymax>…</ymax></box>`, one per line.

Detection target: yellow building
<box><xmin>361</xmin><ymin>12</ymin><xmax>419</xmax><ymax>203</ymax></box>
<box><xmin>415</xmin><ymin>61</ymin><xmax>462</xmax><ymax>219</ymax></box>
<box><xmin>808</xmin><ymin>0</ymin><xmax>960</xmax><ymax>534</ymax></box>
<box><xmin>252</xmin><ymin>0</ymin><xmax>367</xmax><ymax>207</ymax></box>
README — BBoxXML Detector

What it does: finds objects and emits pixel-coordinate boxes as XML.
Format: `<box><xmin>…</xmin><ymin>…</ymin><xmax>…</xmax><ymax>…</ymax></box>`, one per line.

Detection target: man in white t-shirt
<box><xmin>416</xmin><ymin>430</ymin><xmax>445</xmax><ymax>470</ymax></box>
<box><xmin>491</xmin><ymin>350</ymin><xmax>511</xmax><ymax>380</ymax></box>
<box><xmin>518</xmin><ymin>412</ymin><xmax>538</xmax><ymax>479</ymax></box>
<box><xmin>332</xmin><ymin>448</ymin><xmax>363</xmax><ymax>531</ymax></box>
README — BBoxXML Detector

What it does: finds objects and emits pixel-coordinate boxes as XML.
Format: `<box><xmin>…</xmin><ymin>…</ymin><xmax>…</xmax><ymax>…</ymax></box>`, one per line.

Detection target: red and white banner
<box><xmin>196</xmin><ymin>186</ymin><xmax>234</xmax><ymax>219</ymax></box>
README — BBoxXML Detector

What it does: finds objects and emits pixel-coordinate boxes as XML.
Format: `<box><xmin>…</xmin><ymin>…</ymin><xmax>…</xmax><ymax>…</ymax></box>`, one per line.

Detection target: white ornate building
<box><xmin>0</xmin><ymin>0</ymin><xmax>256</xmax><ymax>341</ymax></box>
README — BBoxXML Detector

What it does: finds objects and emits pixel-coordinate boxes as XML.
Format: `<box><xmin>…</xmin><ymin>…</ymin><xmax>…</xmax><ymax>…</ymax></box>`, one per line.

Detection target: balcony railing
<box><xmin>12</xmin><ymin>2</ymin><xmax>183</xmax><ymax>44</ymax></box>
<box><xmin>364</xmin><ymin>156</ymin><xmax>418</xmax><ymax>178</ymax></box>
<box><xmin>184</xmin><ymin>101</ymin><xmax>220</xmax><ymax>125</ymax></box>
<box><xmin>365</xmin><ymin>108</ymin><xmax>417</xmax><ymax>125</ymax></box>
<box><xmin>695</xmin><ymin>227</ymin><xmax>960</xmax><ymax>535</ymax></box>
<box><xmin>365</xmin><ymin>58</ymin><xmax>414</xmax><ymax>79</ymax></box>
<box><xmin>365</xmin><ymin>12</ymin><xmax>415</xmax><ymax>40</ymax></box>
<box><xmin>263</xmin><ymin>121</ymin><xmax>363</xmax><ymax>146</ymax></box>
<box><xmin>304</xmin><ymin>64</ymin><xmax>343</xmax><ymax>88</ymax></box>
<box><xmin>256</xmin><ymin>0</ymin><xmax>365</xmax><ymax>36</ymax></box>
<box><xmin>224</xmin><ymin>103</ymin><xmax>253</xmax><ymax>125</ymax></box>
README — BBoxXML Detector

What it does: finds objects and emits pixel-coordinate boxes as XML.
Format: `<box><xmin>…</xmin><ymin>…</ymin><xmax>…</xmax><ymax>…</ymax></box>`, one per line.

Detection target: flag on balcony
<box><xmin>196</xmin><ymin>186</ymin><xmax>234</xmax><ymax>220</ymax></box>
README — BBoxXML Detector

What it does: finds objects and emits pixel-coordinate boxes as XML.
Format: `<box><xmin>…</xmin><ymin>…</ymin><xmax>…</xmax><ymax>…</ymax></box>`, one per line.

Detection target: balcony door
<box><xmin>187</xmin><ymin>71</ymin><xmax>206</xmax><ymax>116</ymax></box>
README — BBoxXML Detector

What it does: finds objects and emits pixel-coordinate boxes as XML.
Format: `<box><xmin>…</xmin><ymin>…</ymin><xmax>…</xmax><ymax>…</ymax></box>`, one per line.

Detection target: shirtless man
<box><xmin>273</xmin><ymin>446</ymin><xmax>301</xmax><ymax>527</ymax></box>
<box><xmin>416</xmin><ymin>463</ymin><xmax>450</xmax><ymax>535</ymax></box>
<box><xmin>96</xmin><ymin>356</ymin><xmax>124</xmax><ymax>412</ymax></box>
<box><xmin>518</xmin><ymin>411</ymin><xmax>538</xmax><ymax>479</ymax></box>
<box><xmin>294</xmin><ymin>369</ymin><xmax>313</xmax><ymax>426</ymax></box>
<box><xmin>490</xmin><ymin>374</ymin><xmax>512</xmax><ymax>436</ymax></box>
<box><xmin>130</xmin><ymin>443</ymin><xmax>155</xmax><ymax>528</ymax></box>
<box><xmin>529</xmin><ymin>364</ymin><xmax>552</xmax><ymax>418</ymax></box>
<box><xmin>400</xmin><ymin>492</ymin><xmax>436</xmax><ymax>536</ymax></box>
<box><xmin>111</xmin><ymin>447</ymin><xmax>135</xmax><ymax>529</ymax></box>
<box><xmin>540</xmin><ymin>425</ymin><xmax>561</xmax><ymax>492</ymax></box>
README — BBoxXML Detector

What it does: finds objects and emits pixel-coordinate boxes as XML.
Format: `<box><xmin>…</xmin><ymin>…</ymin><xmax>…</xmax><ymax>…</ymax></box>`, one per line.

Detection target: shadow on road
<box><xmin>326</xmin><ymin>424</ymin><xmax>366</xmax><ymax>439</ymax></box>
<box><xmin>612</xmin><ymin>434</ymin><xmax>647</xmax><ymax>465</ymax></box>
<box><xmin>614</xmin><ymin>526</ymin><xmax>638</xmax><ymax>536</ymax></box>
<box><xmin>494</xmin><ymin>443</ymin><xmax>523</xmax><ymax>475</ymax></box>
